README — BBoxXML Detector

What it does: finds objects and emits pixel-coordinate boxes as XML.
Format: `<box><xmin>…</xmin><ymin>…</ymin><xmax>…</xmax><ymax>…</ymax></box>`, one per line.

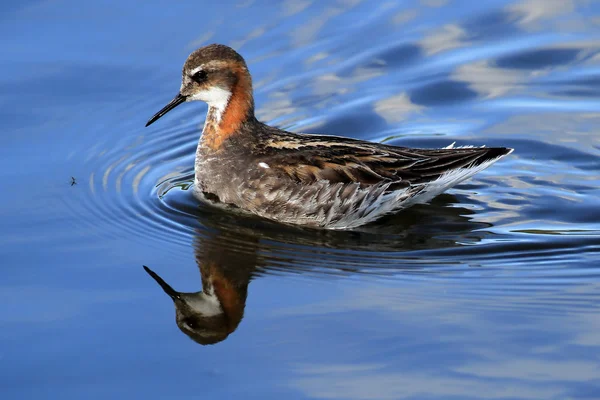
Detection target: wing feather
<box><xmin>258</xmin><ymin>132</ymin><xmax>511</xmax><ymax>189</ymax></box>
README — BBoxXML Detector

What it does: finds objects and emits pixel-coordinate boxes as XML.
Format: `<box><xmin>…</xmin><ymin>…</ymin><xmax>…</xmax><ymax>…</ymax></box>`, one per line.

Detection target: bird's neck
<box><xmin>201</xmin><ymin>261</ymin><xmax>247</xmax><ymax>332</ymax></box>
<box><xmin>201</xmin><ymin>72</ymin><xmax>255</xmax><ymax>151</ymax></box>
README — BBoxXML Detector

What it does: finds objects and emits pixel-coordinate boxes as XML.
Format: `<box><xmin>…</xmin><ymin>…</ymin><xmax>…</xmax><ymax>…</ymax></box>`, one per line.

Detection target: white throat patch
<box><xmin>185</xmin><ymin>291</ymin><xmax>222</xmax><ymax>317</ymax></box>
<box><xmin>190</xmin><ymin>87</ymin><xmax>231</xmax><ymax>122</ymax></box>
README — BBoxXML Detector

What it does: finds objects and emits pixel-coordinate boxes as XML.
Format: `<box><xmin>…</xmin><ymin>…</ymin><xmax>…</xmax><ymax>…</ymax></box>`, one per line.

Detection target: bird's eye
<box><xmin>184</xmin><ymin>318</ymin><xmax>196</xmax><ymax>329</ymax></box>
<box><xmin>192</xmin><ymin>70</ymin><xmax>207</xmax><ymax>83</ymax></box>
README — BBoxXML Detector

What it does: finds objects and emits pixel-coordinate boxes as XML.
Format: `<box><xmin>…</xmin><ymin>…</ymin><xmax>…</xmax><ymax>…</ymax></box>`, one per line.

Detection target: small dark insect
<box><xmin>70</xmin><ymin>177</ymin><xmax>77</xmax><ymax>186</ymax></box>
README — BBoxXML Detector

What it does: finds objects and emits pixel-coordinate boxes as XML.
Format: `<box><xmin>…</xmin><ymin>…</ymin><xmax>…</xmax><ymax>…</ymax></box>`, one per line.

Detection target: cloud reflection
<box><xmin>374</xmin><ymin>92</ymin><xmax>424</xmax><ymax>123</ymax></box>
<box><xmin>452</xmin><ymin>60</ymin><xmax>527</xmax><ymax>99</ymax></box>
<box><xmin>420</xmin><ymin>24</ymin><xmax>468</xmax><ymax>55</ymax></box>
<box><xmin>508</xmin><ymin>0</ymin><xmax>576</xmax><ymax>26</ymax></box>
<box><xmin>291</xmin><ymin>363</ymin><xmax>561</xmax><ymax>399</ymax></box>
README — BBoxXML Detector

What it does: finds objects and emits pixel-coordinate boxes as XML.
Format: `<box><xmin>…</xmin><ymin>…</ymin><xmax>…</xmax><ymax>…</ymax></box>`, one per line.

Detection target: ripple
<box><xmin>5</xmin><ymin>1</ymin><xmax>600</xmax><ymax>397</ymax></box>
<box><xmin>496</xmin><ymin>48</ymin><xmax>581</xmax><ymax>70</ymax></box>
<box><xmin>56</xmin><ymin>5</ymin><xmax>600</xmax><ymax>296</ymax></box>
<box><xmin>56</xmin><ymin>102</ymin><xmax>600</xmax><ymax>294</ymax></box>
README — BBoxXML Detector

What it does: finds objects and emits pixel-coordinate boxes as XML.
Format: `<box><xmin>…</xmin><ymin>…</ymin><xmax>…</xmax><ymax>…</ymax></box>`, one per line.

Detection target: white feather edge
<box><xmin>444</xmin><ymin>142</ymin><xmax>488</xmax><ymax>149</ymax></box>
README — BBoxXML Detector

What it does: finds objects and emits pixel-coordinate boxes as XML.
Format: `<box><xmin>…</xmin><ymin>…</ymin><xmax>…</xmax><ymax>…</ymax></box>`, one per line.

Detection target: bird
<box><xmin>146</xmin><ymin>44</ymin><xmax>513</xmax><ymax>229</ymax></box>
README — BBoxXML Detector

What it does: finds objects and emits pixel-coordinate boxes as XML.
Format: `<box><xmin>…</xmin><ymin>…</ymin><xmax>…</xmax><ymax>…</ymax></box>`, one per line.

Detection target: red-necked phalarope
<box><xmin>146</xmin><ymin>44</ymin><xmax>513</xmax><ymax>229</ymax></box>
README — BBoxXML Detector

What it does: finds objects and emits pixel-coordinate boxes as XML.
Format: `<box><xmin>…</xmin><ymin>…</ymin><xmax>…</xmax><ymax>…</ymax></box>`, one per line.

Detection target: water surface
<box><xmin>2</xmin><ymin>0</ymin><xmax>600</xmax><ymax>399</ymax></box>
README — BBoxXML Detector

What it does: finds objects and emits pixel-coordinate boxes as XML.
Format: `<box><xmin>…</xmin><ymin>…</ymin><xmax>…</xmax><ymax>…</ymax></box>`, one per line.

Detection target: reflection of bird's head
<box><xmin>143</xmin><ymin>265</ymin><xmax>245</xmax><ymax>345</ymax></box>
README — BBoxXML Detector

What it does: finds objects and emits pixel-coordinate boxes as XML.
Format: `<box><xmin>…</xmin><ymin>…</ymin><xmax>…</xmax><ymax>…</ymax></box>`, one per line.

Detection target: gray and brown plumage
<box><xmin>147</xmin><ymin>44</ymin><xmax>513</xmax><ymax>229</ymax></box>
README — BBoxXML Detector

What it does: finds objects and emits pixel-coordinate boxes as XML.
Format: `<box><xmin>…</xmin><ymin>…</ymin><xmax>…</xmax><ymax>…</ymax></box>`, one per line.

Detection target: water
<box><xmin>2</xmin><ymin>0</ymin><xmax>600</xmax><ymax>398</ymax></box>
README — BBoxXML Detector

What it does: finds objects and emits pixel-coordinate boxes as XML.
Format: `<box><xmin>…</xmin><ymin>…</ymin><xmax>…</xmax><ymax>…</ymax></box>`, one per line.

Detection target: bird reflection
<box><xmin>144</xmin><ymin>193</ymin><xmax>492</xmax><ymax>345</ymax></box>
<box><xmin>143</xmin><ymin>235</ymin><xmax>256</xmax><ymax>345</ymax></box>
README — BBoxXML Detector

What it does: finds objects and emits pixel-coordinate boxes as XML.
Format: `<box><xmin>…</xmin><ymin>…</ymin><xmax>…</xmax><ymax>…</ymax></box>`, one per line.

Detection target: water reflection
<box><xmin>143</xmin><ymin>241</ymin><xmax>253</xmax><ymax>345</ymax></box>
<box><xmin>144</xmin><ymin>196</ymin><xmax>490</xmax><ymax>345</ymax></box>
<box><xmin>4</xmin><ymin>0</ymin><xmax>600</xmax><ymax>397</ymax></box>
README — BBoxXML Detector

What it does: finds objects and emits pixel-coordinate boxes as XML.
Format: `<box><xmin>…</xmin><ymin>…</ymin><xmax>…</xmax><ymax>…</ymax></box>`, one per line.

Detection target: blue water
<box><xmin>2</xmin><ymin>1</ymin><xmax>600</xmax><ymax>399</ymax></box>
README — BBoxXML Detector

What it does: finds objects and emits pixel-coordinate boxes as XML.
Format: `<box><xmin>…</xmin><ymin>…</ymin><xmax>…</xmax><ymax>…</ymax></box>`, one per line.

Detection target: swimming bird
<box><xmin>146</xmin><ymin>44</ymin><xmax>512</xmax><ymax>229</ymax></box>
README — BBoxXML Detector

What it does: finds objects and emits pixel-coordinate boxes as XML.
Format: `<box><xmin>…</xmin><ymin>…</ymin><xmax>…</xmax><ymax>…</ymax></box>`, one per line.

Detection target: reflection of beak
<box><xmin>145</xmin><ymin>93</ymin><xmax>187</xmax><ymax>127</ymax></box>
<box><xmin>143</xmin><ymin>266</ymin><xmax>182</xmax><ymax>301</ymax></box>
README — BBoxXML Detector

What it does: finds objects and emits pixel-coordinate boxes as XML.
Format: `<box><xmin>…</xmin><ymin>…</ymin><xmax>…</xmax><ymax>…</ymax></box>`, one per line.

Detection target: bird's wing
<box><xmin>259</xmin><ymin>132</ymin><xmax>511</xmax><ymax>189</ymax></box>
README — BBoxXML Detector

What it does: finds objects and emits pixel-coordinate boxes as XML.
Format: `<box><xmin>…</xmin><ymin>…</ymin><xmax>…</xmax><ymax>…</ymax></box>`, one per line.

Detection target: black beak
<box><xmin>145</xmin><ymin>93</ymin><xmax>187</xmax><ymax>127</ymax></box>
<box><xmin>143</xmin><ymin>265</ymin><xmax>182</xmax><ymax>301</ymax></box>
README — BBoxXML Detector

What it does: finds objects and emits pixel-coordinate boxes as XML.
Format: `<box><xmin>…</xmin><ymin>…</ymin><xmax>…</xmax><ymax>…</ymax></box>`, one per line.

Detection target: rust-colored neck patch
<box><xmin>204</xmin><ymin>262</ymin><xmax>245</xmax><ymax>334</ymax></box>
<box><xmin>202</xmin><ymin>66</ymin><xmax>254</xmax><ymax>151</ymax></box>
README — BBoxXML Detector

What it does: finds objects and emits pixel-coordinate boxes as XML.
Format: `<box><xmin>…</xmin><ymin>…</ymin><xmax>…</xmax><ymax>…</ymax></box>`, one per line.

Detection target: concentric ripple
<box><xmin>7</xmin><ymin>2</ymin><xmax>600</xmax><ymax>398</ymax></box>
<box><xmin>61</xmin><ymin>4</ymin><xmax>600</xmax><ymax>301</ymax></box>
<box><xmin>62</xmin><ymin>114</ymin><xmax>600</xmax><ymax>296</ymax></box>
